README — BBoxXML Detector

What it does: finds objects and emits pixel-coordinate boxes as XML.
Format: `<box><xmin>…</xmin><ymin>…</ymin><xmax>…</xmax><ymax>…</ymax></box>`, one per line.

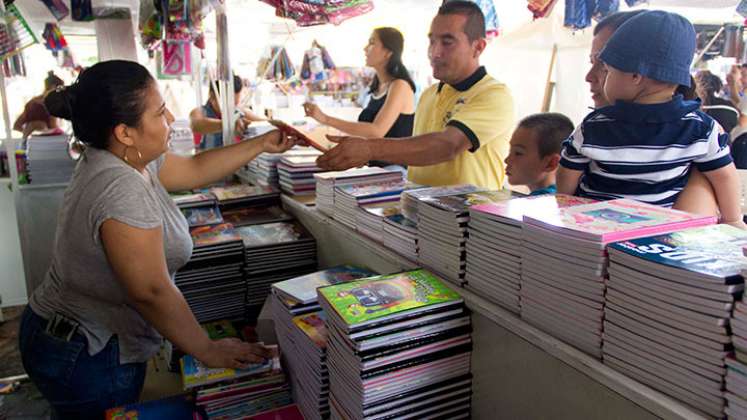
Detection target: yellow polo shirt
<box><xmin>408</xmin><ymin>67</ymin><xmax>514</xmax><ymax>190</ymax></box>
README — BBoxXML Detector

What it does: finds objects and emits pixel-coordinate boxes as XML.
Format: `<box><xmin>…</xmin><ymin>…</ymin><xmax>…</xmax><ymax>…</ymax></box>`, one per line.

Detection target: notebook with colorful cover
<box><xmin>522</xmin><ymin>199</ymin><xmax>717</xmax><ymax>243</ymax></box>
<box><xmin>272</xmin><ymin>265</ymin><xmax>377</xmax><ymax>304</ymax></box>
<box><xmin>270</xmin><ymin>120</ymin><xmax>333</xmax><ymax>152</ymax></box>
<box><xmin>202</xmin><ymin>320</ymin><xmax>239</xmax><ymax>340</ymax></box>
<box><xmin>182</xmin><ymin>204</ymin><xmax>224</xmax><ymax>227</ymax></box>
<box><xmin>293</xmin><ymin>312</ymin><xmax>327</xmax><ymax>348</ymax></box>
<box><xmin>420</xmin><ymin>190</ymin><xmax>515</xmax><ymax>214</ymax></box>
<box><xmin>609</xmin><ymin>224</ymin><xmax>747</xmax><ymax>283</ymax></box>
<box><xmin>245</xmin><ymin>404</ymin><xmax>304</xmax><ymax>420</ymax></box>
<box><xmin>317</xmin><ymin>269</ymin><xmax>462</xmax><ymax>330</ymax></box>
<box><xmin>180</xmin><ymin>347</ymin><xmax>278</xmax><ymax>390</ymax></box>
<box><xmin>172</xmin><ymin>193</ymin><xmax>216</xmax><ymax>208</ymax></box>
<box><xmin>337</xmin><ymin>180</ymin><xmax>409</xmax><ymax>200</ymax></box>
<box><xmin>384</xmin><ymin>214</ymin><xmax>418</xmax><ymax>232</ymax></box>
<box><xmin>222</xmin><ymin>206</ymin><xmax>292</xmax><ymax>227</ymax></box>
<box><xmin>470</xmin><ymin>194</ymin><xmax>595</xmax><ymax>225</ymax></box>
<box><xmin>235</xmin><ymin>222</ymin><xmax>312</xmax><ymax>248</ymax></box>
<box><xmin>190</xmin><ymin>223</ymin><xmax>241</xmax><ymax>247</ymax></box>
<box><xmin>105</xmin><ymin>394</ymin><xmax>201</xmax><ymax>420</ymax></box>
<box><xmin>209</xmin><ymin>184</ymin><xmax>277</xmax><ymax>202</ymax></box>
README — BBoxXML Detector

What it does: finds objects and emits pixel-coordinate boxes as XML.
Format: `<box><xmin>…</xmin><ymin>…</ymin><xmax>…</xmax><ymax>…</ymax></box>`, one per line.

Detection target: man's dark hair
<box><xmin>593</xmin><ymin>10</ymin><xmax>647</xmax><ymax>36</ymax></box>
<box><xmin>518</xmin><ymin>113</ymin><xmax>575</xmax><ymax>158</ymax></box>
<box><xmin>438</xmin><ymin>1</ymin><xmax>485</xmax><ymax>42</ymax></box>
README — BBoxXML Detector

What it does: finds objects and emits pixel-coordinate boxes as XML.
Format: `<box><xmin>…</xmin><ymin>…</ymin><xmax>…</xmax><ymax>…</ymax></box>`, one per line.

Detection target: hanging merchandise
<box><xmin>593</xmin><ymin>0</ymin><xmax>618</xmax><ymax>20</ymax></box>
<box><xmin>0</xmin><ymin>4</ymin><xmax>36</xmax><ymax>76</ymax></box>
<box><xmin>260</xmin><ymin>0</ymin><xmax>374</xmax><ymax>27</ymax></box>
<box><xmin>38</xmin><ymin>0</ymin><xmax>70</xmax><ymax>21</ymax></box>
<box><xmin>624</xmin><ymin>0</ymin><xmax>645</xmax><ymax>5</ymax></box>
<box><xmin>527</xmin><ymin>0</ymin><xmax>559</xmax><ymax>19</ymax></box>
<box><xmin>300</xmin><ymin>40</ymin><xmax>335</xmax><ymax>80</ymax></box>
<box><xmin>260</xmin><ymin>46</ymin><xmax>294</xmax><ymax>81</ymax></box>
<box><xmin>161</xmin><ymin>40</ymin><xmax>192</xmax><ymax>76</ymax></box>
<box><xmin>564</xmin><ymin>0</ymin><xmax>620</xmax><ymax>30</ymax></box>
<box><xmin>445</xmin><ymin>0</ymin><xmax>499</xmax><ymax>38</ymax></box>
<box><xmin>71</xmin><ymin>0</ymin><xmax>94</xmax><ymax>21</ymax></box>
<box><xmin>41</xmin><ymin>22</ymin><xmax>77</xmax><ymax>68</ymax></box>
<box><xmin>738</xmin><ymin>0</ymin><xmax>747</xmax><ymax>18</ymax></box>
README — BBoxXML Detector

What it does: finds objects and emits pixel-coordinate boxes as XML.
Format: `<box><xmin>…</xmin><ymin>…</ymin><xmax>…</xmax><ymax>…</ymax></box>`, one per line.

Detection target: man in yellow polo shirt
<box><xmin>316</xmin><ymin>1</ymin><xmax>514</xmax><ymax>190</ymax></box>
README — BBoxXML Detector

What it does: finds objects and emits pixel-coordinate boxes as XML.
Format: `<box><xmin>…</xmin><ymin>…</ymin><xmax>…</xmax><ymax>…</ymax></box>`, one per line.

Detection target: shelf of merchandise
<box><xmin>281</xmin><ymin>195</ymin><xmax>706</xmax><ymax>420</ymax></box>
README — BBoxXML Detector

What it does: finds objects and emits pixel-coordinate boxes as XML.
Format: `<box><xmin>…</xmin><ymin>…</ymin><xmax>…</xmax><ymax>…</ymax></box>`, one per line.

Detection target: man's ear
<box><xmin>544</xmin><ymin>153</ymin><xmax>561</xmax><ymax>172</ymax></box>
<box><xmin>473</xmin><ymin>38</ymin><xmax>487</xmax><ymax>58</ymax></box>
<box><xmin>112</xmin><ymin>123</ymin><xmax>134</xmax><ymax>148</ymax></box>
<box><xmin>632</xmin><ymin>73</ymin><xmax>645</xmax><ymax>86</ymax></box>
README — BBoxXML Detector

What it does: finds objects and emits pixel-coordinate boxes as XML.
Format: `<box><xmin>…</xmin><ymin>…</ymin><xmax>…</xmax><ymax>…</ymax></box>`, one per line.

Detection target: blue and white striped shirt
<box><xmin>560</xmin><ymin>96</ymin><xmax>732</xmax><ymax>207</ymax></box>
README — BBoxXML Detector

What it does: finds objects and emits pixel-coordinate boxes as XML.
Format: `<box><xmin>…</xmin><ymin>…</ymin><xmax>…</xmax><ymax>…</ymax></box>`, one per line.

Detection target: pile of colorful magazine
<box><xmin>466</xmin><ymin>195</ymin><xmax>592</xmax><ymax>314</ymax></box>
<box><xmin>175</xmin><ymin>223</ymin><xmax>246</xmax><ymax>323</ymax></box>
<box><xmin>417</xmin><ymin>190</ymin><xmax>514</xmax><ymax>286</ymax></box>
<box><xmin>208</xmin><ymin>184</ymin><xmax>280</xmax><ymax>210</ymax></box>
<box><xmin>314</xmin><ymin>167</ymin><xmax>402</xmax><ymax>218</ymax></box>
<box><xmin>278</xmin><ymin>151</ymin><xmax>322</xmax><ymax>196</ymax></box>
<box><xmin>236</xmin><ymin>221</ymin><xmax>317</xmax><ymax>316</ymax></box>
<box><xmin>604</xmin><ymin>224</ymin><xmax>746</xmax><ymax>418</ymax></box>
<box><xmin>271</xmin><ymin>266</ymin><xmax>376</xmax><ymax>420</ymax></box>
<box><xmin>400</xmin><ymin>184</ymin><xmax>485</xmax><ymax>224</ymax></box>
<box><xmin>318</xmin><ymin>269</ymin><xmax>473</xmax><ymax>420</ymax></box>
<box><xmin>382</xmin><ymin>212</ymin><xmax>419</xmax><ymax>262</ymax></box>
<box><xmin>333</xmin><ymin>180</ymin><xmax>409</xmax><ymax>230</ymax></box>
<box><xmin>520</xmin><ymin>199</ymin><xmax>716</xmax><ymax>359</ymax></box>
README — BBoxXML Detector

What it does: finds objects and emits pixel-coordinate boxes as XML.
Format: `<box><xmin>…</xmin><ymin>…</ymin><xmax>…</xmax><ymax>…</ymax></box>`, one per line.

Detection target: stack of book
<box><xmin>466</xmin><ymin>195</ymin><xmax>593</xmax><ymax>314</ymax></box>
<box><xmin>417</xmin><ymin>190</ymin><xmax>514</xmax><ymax>286</ymax></box>
<box><xmin>318</xmin><ymin>269</ymin><xmax>473</xmax><ymax>420</ymax></box>
<box><xmin>175</xmin><ymin>223</ymin><xmax>246</xmax><ymax>323</ymax></box>
<box><xmin>25</xmin><ymin>135</ymin><xmax>75</xmax><ymax>184</ymax></box>
<box><xmin>356</xmin><ymin>201</ymin><xmax>401</xmax><ymax>241</ymax></box>
<box><xmin>172</xmin><ymin>192</ymin><xmax>217</xmax><ymax>210</ymax></box>
<box><xmin>314</xmin><ymin>167</ymin><xmax>402</xmax><ymax>218</ymax></box>
<box><xmin>209</xmin><ymin>184</ymin><xmax>280</xmax><ymax>210</ymax></box>
<box><xmin>236</xmin><ymin>221</ymin><xmax>317</xmax><ymax>315</ymax></box>
<box><xmin>604</xmin><ymin>224</ymin><xmax>746</xmax><ymax>418</ymax></box>
<box><xmin>728</xmin><ymin>254</ymin><xmax>747</xmax><ymax>419</ymax></box>
<box><xmin>271</xmin><ymin>266</ymin><xmax>376</xmax><ymax>420</ymax></box>
<box><xmin>222</xmin><ymin>205</ymin><xmax>293</xmax><ymax>228</ymax></box>
<box><xmin>382</xmin><ymin>213</ymin><xmax>419</xmax><ymax>261</ymax></box>
<box><xmin>180</xmin><ymin>203</ymin><xmax>224</xmax><ymax>228</ymax></box>
<box><xmin>520</xmin><ymin>199</ymin><xmax>716</xmax><ymax>359</ymax></box>
<box><xmin>278</xmin><ymin>152</ymin><xmax>322</xmax><ymax>196</ymax></box>
<box><xmin>400</xmin><ymin>184</ymin><xmax>485</xmax><ymax>224</ymax></box>
<box><xmin>180</xmin><ymin>343</ymin><xmax>291</xmax><ymax>419</ymax></box>
<box><xmin>106</xmin><ymin>394</ymin><xmax>197</xmax><ymax>419</ymax></box>
<box><xmin>247</xmin><ymin>152</ymin><xmax>284</xmax><ymax>188</ymax></box>
<box><xmin>334</xmin><ymin>180</ymin><xmax>409</xmax><ymax>230</ymax></box>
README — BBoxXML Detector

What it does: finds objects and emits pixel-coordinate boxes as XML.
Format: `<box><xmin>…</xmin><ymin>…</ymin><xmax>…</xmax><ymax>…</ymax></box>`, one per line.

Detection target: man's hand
<box><xmin>262</xmin><ymin>129</ymin><xmax>298</xmax><ymax>154</ymax></box>
<box><xmin>316</xmin><ymin>135</ymin><xmax>373</xmax><ymax>170</ymax></box>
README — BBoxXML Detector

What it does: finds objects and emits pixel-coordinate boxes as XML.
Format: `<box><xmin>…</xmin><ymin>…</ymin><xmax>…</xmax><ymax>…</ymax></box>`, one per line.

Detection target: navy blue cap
<box><xmin>599</xmin><ymin>10</ymin><xmax>696</xmax><ymax>87</ymax></box>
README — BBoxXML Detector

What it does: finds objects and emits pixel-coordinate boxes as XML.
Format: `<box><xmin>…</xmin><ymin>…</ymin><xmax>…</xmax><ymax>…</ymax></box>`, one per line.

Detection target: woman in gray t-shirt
<box><xmin>18</xmin><ymin>61</ymin><xmax>298</xmax><ymax>419</ymax></box>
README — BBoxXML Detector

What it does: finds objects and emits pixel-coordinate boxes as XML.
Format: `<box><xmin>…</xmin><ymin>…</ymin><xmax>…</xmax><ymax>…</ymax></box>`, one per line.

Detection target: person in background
<box><xmin>504</xmin><ymin>112</ymin><xmax>574</xmax><ymax>196</ymax></box>
<box><xmin>20</xmin><ymin>60</ymin><xmax>298</xmax><ymax>419</ymax></box>
<box><xmin>696</xmin><ymin>70</ymin><xmax>739</xmax><ymax>134</ymax></box>
<box><xmin>303</xmin><ymin>27</ymin><xmax>416</xmax><ymax>168</ymax></box>
<box><xmin>13</xmin><ymin>71</ymin><xmax>65</xmax><ymax>139</ymax></box>
<box><xmin>189</xmin><ymin>74</ymin><xmax>263</xmax><ymax>150</ymax></box>
<box><xmin>558</xmin><ymin>11</ymin><xmax>743</xmax><ymax>228</ymax></box>
<box><xmin>316</xmin><ymin>1</ymin><xmax>514</xmax><ymax>190</ymax></box>
<box><xmin>584</xmin><ymin>10</ymin><xmax>721</xmax><ymax>217</ymax></box>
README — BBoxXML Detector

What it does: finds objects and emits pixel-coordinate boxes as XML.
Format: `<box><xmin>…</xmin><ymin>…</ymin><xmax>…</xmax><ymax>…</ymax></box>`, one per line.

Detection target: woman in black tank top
<box><xmin>303</xmin><ymin>27</ymin><xmax>416</xmax><ymax>167</ymax></box>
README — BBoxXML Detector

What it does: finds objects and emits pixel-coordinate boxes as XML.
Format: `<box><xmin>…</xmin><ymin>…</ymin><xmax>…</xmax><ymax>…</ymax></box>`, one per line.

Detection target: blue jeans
<box><xmin>18</xmin><ymin>307</ymin><xmax>147</xmax><ymax>420</ymax></box>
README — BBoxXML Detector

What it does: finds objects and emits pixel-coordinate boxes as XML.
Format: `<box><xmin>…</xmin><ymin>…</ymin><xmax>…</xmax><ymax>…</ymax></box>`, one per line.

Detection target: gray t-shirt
<box><xmin>30</xmin><ymin>147</ymin><xmax>193</xmax><ymax>364</ymax></box>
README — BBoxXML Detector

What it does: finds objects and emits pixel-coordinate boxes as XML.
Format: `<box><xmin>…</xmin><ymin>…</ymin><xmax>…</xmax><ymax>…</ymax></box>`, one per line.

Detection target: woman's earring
<box><xmin>122</xmin><ymin>146</ymin><xmax>130</xmax><ymax>163</ymax></box>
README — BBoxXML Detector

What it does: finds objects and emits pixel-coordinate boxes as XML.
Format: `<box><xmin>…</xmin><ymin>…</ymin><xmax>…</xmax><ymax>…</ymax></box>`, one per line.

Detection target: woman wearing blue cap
<box><xmin>557</xmin><ymin>10</ymin><xmax>745</xmax><ymax>229</ymax></box>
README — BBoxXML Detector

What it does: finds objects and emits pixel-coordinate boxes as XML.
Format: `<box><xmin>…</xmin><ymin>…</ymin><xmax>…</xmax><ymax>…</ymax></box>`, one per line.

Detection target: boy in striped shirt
<box><xmin>557</xmin><ymin>11</ymin><xmax>744</xmax><ymax>227</ymax></box>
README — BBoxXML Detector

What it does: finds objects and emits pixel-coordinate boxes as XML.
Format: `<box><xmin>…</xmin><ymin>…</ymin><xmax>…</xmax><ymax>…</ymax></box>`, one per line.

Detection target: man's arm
<box><xmin>315</xmin><ymin>126</ymin><xmax>472</xmax><ymax>171</ymax></box>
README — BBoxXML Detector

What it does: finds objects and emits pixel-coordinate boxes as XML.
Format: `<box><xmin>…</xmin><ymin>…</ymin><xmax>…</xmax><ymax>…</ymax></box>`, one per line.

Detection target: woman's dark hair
<box><xmin>369</xmin><ymin>27</ymin><xmax>416</xmax><ymax>94</ymax></box>
<box><xmin>45</xmin><ymin>60</ymin><xmax>154</xmax><ymax>149</ymax></box>
<box><xmin>44</xmin><ymin>71</ymin><xmax>64</xmax><ymax>92</ymax></box>
<box><xmin>209</xmin><ymin>74</ymin><xmax>243</xmax><ymax>98</ymax></box>
<box><xmin>676</xmin><ymin>75</ymin><xmax>698</xmax><ymax>101</ymax></box>
<box><xmin>695</xmin><ymin>70</ymin><xmax>723</xmax><ymax>106</ymax></box>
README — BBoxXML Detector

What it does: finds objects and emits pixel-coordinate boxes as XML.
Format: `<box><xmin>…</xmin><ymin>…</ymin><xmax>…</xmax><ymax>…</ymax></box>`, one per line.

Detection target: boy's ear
<box><xmin>544</xmin><ymin>154</ymin><xmax>561</xmax><ymax>172</ymax></box>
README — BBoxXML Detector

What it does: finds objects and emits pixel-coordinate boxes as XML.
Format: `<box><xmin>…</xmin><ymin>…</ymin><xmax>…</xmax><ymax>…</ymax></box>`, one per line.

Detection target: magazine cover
<box><xmin>421</xmin><ymin>190</ymin><xmax>514</xmax><ymax>214</ymax></box>
<box><xmin>272</xmin><ymin>265</ymin><xmax>377</xmax><ymax>304</ymax></box>
<box><xmin>235</xmin><ymin>222</ymin><xmax>309</xmax><ymax>247</ymax></box>
<box><xmin>190</xmin><ymin>223</ymin><xmax>241</xmax><ymax>247</ymax></box>
<box><xmin>180</xmin><ymin>349</ymin><xmax>277</xmax><ymax>390</ymax></box>
<box><xmin>247</xmin><ymin>404</ymin><xmax>304</xmax><ymax>420</ymax></box>
<box><xmin>105</xmin><ymin>394</ymin><xmax>200</xmax><ymax>420</ymax></box>
<box><xmin>384</xmin><ymin>214</ymin><xmax>417</xmax><ymax>231</ymax></box>
<box><xmin>609</xmin><ymin>224</ymin><xmax>747</xmax><ymax>281</ymax></box>
<box><xmin>209</xmin><ymin>184</ymin><xmax>276</xmax><ymax>201</ymax></box>
<box><xmin>318</xmin><ymin>269</ymin><xmax>461</xmax><ymax>327</ymax></box>
<box><xmin>293</xmin><ymin>312</ymin><xmax>327</xmax><ymax>348</ymax></box>
<box><xmin>402</xmin><ymin>184</ymin><xmax>486</xmax><ymax>200</ymax></box>
<box><xmin>182</xmin><ymin>204</ymin><xmax>224</xmax><ymax>227</ymax></box>
<box><xmin>337</xmin><ymin>180</ymin><xmax>408</xmax><ymax>199</ymax></box>
<box><xmin>471</xmin><ymin>194</ymin><xmax>595</xmax><ymax>223</ymax></box>
<box><xmin>361</xmin><ymin>202</ymin><xmax>401</xmax><ymax>218</ymax></box>
<box><xmin>222</xmin><ymin>206</ymin><xmax>291</xmax><ymax>226</ymax></box>
<box><xmin>523</xmin><ymin>199</ymin><xmax>717</xmax><ymax>242</ymax></box>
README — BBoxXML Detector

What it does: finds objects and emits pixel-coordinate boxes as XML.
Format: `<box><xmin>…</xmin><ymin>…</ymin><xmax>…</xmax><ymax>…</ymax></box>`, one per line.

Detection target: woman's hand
<box><xmin>197</xmin><ymin>338</ymin><xmax>273</xmax><ymax>369</ymax></box>
<box><xmin>234</xmin><ymin>116</ymin><xmax>250</xmax><ymax>135</ymax></box>
<box><xmin>262</xmin><ymin>129</ymin><xmax>297</xmax><ymax>153</ymax></box>
<box><xmin>303</xmin><ymin>102</ymin><xmax>327</xmax><ymax>124</ymax></box>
